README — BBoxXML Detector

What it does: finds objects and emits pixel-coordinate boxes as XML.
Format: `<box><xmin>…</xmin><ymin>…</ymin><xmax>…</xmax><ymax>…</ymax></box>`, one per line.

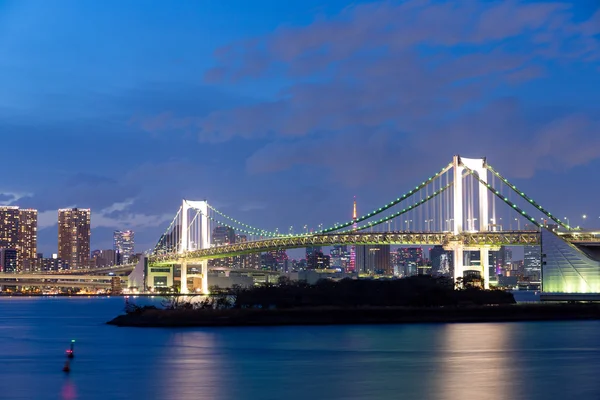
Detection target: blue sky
<box><xmin>0</xmin><ymin>0</ymin><xmax>599</xmax><ymax>255</ymax></box>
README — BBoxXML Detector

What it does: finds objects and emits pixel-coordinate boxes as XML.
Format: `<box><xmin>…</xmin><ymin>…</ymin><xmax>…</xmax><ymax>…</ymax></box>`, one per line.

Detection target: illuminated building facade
<box><xmin>330</xmin><ymin>245</ymin><xmax>350</xmax><ymax>269</ymax></box>
<box><xmin>541</xmin><ymin>229</ymin><xmax>600</xmax><ymax>293</ymax></box>
<box><xmin>524</xmin><ymin>245</ymin><xmax>541</xmax><ymax>280</ymax></box>
<box><xmin>0</xmin><ymin>206</ymin><xmax>37</xmax><ymax>271</ymax></box>
<box><xmin>58</xmin><ymin>208</ymin><xmax>91</xmax><ymax>269</ymax></box>
<box><xmin>113</xmin><ymin>230</ymin><xmax>135</xmax><ymax>264</ymax></box>
<box><xmin>356</xmin><ymin>245</ymin><xmax>391</xmax><ymax>274</ymax></box>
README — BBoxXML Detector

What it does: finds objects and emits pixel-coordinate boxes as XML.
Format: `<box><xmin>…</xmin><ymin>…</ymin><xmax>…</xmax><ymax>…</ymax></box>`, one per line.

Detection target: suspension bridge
<box><xmin>141</xmin><ymin>155</ymin><xmax>599</xmax><ymax>294</ymax></box>
<box><xmin>4</xmin><ymin>155</ymin><xmax>599</xmax><ymax>295</ymax></box>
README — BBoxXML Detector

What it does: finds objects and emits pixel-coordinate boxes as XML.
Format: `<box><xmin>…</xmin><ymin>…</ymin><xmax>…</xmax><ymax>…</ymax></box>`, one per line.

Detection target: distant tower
<box><xmin>113</xmin><ymin>230</ymin><xmax>135</xmax><ymax>265</ymax></box>
<box><xmin>349</xmin><ymin>197</ymin><xmax>357</xmax><ymax>272</ymax></box>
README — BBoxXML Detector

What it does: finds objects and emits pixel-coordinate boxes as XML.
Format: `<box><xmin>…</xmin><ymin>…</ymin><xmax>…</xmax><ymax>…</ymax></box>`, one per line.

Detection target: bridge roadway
<box><xmin>150</xmin><ymin>231</ymin><xmax>543</xmax><ymax>265</ymax></box>
<box><xmin>0</xmin><ymin>273</ymin><xmax>122</xmax><ymax>288</ymax></box>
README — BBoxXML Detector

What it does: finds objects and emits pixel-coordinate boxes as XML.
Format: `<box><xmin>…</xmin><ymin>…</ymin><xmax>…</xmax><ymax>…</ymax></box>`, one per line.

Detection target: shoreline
<box><xmin>107</xmin><ymin>304</ymin><xmax>600</xmax><ymax>328</ymax></box>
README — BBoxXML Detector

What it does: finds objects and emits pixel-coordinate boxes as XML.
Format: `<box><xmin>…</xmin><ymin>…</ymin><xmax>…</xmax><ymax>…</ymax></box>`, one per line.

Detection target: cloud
<box><xmin>0</xmin><ymin>191</ymin><xmax>31</xmax><ymax>206</ymax></box>
<box><xmin>191</xmin><ymin>0</ymin><xmax>600</xmax><ymax>180</ymax></box>
<box><xmin>122</xmin><ymin>1</ymin><xmax>600</xmax><ymax>183</ymax></box>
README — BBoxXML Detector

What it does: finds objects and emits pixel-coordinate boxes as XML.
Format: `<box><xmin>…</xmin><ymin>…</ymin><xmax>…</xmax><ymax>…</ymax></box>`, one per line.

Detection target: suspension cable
<box><xmin>485</xmin><ymin>163</ymin><xmax>570</xmax><ymax>230</ymax></box>
<box><xmin>462</xmin><ymin>165</ymin><xmax>542</xmax><ymax>229</ymax></box>
<box><xmin>341</xmin><ymin>183</ymin><xmax>453</xmax><ymax>232</ymax></box>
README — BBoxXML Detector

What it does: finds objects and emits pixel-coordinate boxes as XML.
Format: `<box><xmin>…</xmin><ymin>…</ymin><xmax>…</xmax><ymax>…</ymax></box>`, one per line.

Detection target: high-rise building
<box><xmin>212</xmin><ymin>226</ymin><xmax>236</xmax><ymax>246</ymax></box>
<box><xmin>330</xmin><ymin>245</ymin><xmax>350</xmax><ymax>269</ymax></box>
<box><xmin>210</xmin><ymin>226</ymin><xmax>236</xmax><ymax>268</ymax></box>
<box><xmin>524</xmin><ymin>245</ymin><xmax>541</xmax><ymax>280</ymax></box>
<box><xmin>0</xmin><ymin>248</ymin><xmax>17</xmax><ymax>273</ymax></box>
<box><xmin>356</xmin><ymin>245</ymin><xmax>391</xmax><ymax>274</ymax></box>
<box><xmin>0</xmin><ymin>206</ymin><xmax>37</xmax><ymax>271</ymax></box>
<box><xmin>18</xmin><ymin>209</ymin><xmax>37</xmax><ymax>269</ymax></box>
<box><xmin>92</xmin><ymin>249</ymin><xmax>118</xmax><ymax>267</ymax></box>
<box><xmin>58</xmin><ymin>208</ymin><xmax>91</xmax><ymax>269</ymax></box>
<box><xmin>398</xmin><ymin>247</ymin><xmax>425</xmax><ymax>277</ymax></box>
<box><xmin>0</xmin><ymin>207</ymin><xmax>19</xmax><ymax>251</ymax></box>
<box><xmin>305</xmin><ymin>246</ymin><xmax>322</xmax><ymax>259</ymax></box>
<box><xmin>306</xmin><ymin>250</ymin><xmax>330</xmax><ymax>269</ymax></box>
<box><xmin>113</xmin><ymin>230</ymin><xmax>135</xmax><ymax>264</ymax></box>
<box><xmin>429</xmin><ymin>245</ymin><xmax>453</xmax><ymax>276</ymax></box>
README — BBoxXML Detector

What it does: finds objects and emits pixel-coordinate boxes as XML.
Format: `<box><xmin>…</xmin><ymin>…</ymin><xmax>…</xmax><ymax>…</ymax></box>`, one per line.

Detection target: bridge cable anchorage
<box><xmin>461</xmin><ymin>165</ymin><xmax>542</xmax><ymax>230</ymax></box>
<box><xmin>206</xmin><ymin>204</ymin><xmax>285</xmax><ymax>237</ymax></box>
<box><xmin>319</xmin><ymin>162</ymin><xmax>453</xmax><ymax>234</ymax></box>
<box><xmin>485</xmin><ymin>163</ymin><xmax>570</xmax><ymax>230</ymax></box>
<box><xmin>338</xmin><ymin>182</ymin><xmax>453</xmax><ymax>232</ymax></box>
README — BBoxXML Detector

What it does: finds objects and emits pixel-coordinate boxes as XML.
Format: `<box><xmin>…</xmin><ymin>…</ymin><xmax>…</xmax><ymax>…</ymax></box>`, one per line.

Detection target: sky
<box><xmin>0</xmin><ymin>0</ymin><xmax>599</xmax><ymax>256</ymax></box>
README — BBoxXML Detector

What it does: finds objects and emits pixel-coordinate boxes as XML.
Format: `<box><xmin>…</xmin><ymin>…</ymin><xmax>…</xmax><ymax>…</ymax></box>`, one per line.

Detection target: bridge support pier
<box><xmin>180</xmin><ymin>261</ymin><xmax>189</xmax><ymax>294</ymax></box>
<box><xmin>201</xmin><ymin>260</ymin><xmax>208</xmax><ymax>295</ymax></box>
<box><xmin>480</xmin><ymin>248</ymin><xmax>490</xmax><ymax>290</ymax></box>
<box><xmin>453</xmin><ymin>246</ymin><xmax>464</xmax><ymax>287</ymax></box>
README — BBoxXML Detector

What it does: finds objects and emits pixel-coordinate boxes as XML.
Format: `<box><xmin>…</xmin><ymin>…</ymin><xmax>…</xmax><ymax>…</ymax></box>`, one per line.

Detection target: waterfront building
<box><xmin>0</xmin><ymin>207</ymin><xmax>37</xmax><ymax>271</ymax></box>
<box><xmin>113</xmin><ymin>230</ymin><xmax>135</xmax><ymax>264</ymax></box>
<box><xmin>58</xmin><ymin>208</ymin><xmax>91</xmax><ymax>269</ymax></box>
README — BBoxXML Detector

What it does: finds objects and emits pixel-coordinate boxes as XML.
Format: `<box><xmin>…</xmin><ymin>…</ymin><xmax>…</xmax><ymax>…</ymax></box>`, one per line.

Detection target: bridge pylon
<box><xmin>452</xmin><ymin>155</ymin><xmax>490</xmax><ymax>289</ymax></box>
<box><xmin>180</xmin><ymin>200</ymin><xmax>210</xmax><ymax>294</ymax></box>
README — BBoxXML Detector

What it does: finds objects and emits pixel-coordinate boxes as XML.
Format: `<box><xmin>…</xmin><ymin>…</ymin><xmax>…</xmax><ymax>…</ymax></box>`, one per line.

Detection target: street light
<box><xmin>564</xmin><ymin>217</ymin><xmax>570</xmax><ymax>227</ymax></box>
<box><xmin>515</xmin><ymin>218</ymin><xmax>520</xmax><ymax>230</ymax></box>
<box><xmin>424</xmin><ymin>219</ymin><xmax>433</xmax><ymax>232</ymax></box>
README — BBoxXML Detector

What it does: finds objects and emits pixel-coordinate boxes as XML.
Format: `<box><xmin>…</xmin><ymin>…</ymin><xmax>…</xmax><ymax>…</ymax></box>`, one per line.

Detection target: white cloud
<box><xmin>37</xmin><ymin>199</ymin><xmax>173</xmax><ymax>231</ymax></box>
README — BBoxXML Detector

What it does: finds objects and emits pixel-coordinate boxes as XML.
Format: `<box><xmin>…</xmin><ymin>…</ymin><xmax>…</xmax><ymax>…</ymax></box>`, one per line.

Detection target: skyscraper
<box><xmin>113</xmin><ymin>230</ymin><xmax>135</xmax><ymax>264</ymax></box>
<box><xmin>18</xmin><ymin>209</ymin><xmax>38</xmax><ymax>269</ymax></box>
<box><xmin>58</xmin><ymin>208</ymin><xmax>91</xmax><ymax>269</ymax></box>
<box><xmin>524</xmin><ymin>245</ymin><xmax>541</xmax><ymax>280</ymax></box>
<box><xmin>0</xmin><ymin>206</ymin><xmax>37</xmax><ymax>271</ymax></box>
<box><xmin>356</xmin><ymin>245</ymin><xmax>391</xmax><ymax>274</ymax></box>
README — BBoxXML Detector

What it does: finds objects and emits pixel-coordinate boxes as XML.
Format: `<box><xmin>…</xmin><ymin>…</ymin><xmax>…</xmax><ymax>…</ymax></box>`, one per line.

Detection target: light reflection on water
<box><xmin>0</xmin><ymin>297</ymin><xmax>599</xmax><ymax>399</ymax></box>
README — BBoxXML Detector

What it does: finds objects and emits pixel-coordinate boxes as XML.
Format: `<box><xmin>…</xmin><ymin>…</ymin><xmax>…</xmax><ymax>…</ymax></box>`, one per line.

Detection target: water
<box><xmin>1</xmin><ymin>297</ymin><xmax>600</xmax><ymax>400</ymax></box>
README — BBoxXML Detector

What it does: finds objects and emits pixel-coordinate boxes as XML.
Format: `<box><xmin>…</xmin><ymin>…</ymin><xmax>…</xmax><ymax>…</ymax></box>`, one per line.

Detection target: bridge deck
<box><xmin>151</xmin><ymin>231</ymin><xmax>542</xmax><ymax>265</ymax></box>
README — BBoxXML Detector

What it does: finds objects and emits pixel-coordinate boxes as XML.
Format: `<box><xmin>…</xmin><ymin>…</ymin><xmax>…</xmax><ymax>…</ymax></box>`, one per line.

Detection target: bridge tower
<box><xmin>179</xmin><ymin>200</ymin><xmax>210</xmax><ymax>294</ymax></box>
<box><xmin>451</xmin><ymin>156</ymin><xmax>491</xmax><ymax>289</ymax></box>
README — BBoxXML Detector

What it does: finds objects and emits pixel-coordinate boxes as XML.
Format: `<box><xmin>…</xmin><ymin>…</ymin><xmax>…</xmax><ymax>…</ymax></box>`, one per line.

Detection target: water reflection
<box><xmin>156</xmin><ymin>331</ymin><xmax>232</xmax><ymax>400</ymax></box>
<box><xmin>61</xmin><ymin>379</ymin><xmax>77</xmax><ymax>400</ymax></box>
<box><xmin>2</xmin><ymin>298</ymin><xmax>600</xmax><ymax>400</ymax></box>
<box><xmin>430</xmin><ymin>324</ymin><xmax>520</xmax><ymax>400</ymax></box>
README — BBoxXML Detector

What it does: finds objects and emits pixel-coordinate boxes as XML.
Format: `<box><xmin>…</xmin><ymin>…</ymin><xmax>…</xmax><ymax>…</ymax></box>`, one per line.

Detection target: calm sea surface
<box><xmin>1</xmin><ymin>296</ymin><xmax>599</xmax><ymax>400</ymax></box>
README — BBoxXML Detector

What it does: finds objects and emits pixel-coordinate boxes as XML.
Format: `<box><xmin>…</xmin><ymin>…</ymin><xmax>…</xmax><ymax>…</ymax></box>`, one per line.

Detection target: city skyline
<box><xmin>0</xmin><ymin>0</ymin><xmax>598</xmax><ymax>255</ymax></box>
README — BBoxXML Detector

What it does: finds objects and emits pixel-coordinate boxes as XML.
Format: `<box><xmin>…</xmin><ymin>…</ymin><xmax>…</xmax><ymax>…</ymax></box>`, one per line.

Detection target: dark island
<box><xmin>107</xmin><ymin>276</ymin><xmax>600</xmax><ymax>328</ymax></box>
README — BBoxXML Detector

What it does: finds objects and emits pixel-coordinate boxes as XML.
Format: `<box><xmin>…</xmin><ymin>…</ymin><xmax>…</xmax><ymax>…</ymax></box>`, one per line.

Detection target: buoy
<box><xmin>66</xmin><ymin>339</ymin><xmax>75</xmax><ymax>359</ymax></box>
<box><xmin>63</xmin><ymin>360</ymin><xmax>70</xmax><ymax>373</ymax></box>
